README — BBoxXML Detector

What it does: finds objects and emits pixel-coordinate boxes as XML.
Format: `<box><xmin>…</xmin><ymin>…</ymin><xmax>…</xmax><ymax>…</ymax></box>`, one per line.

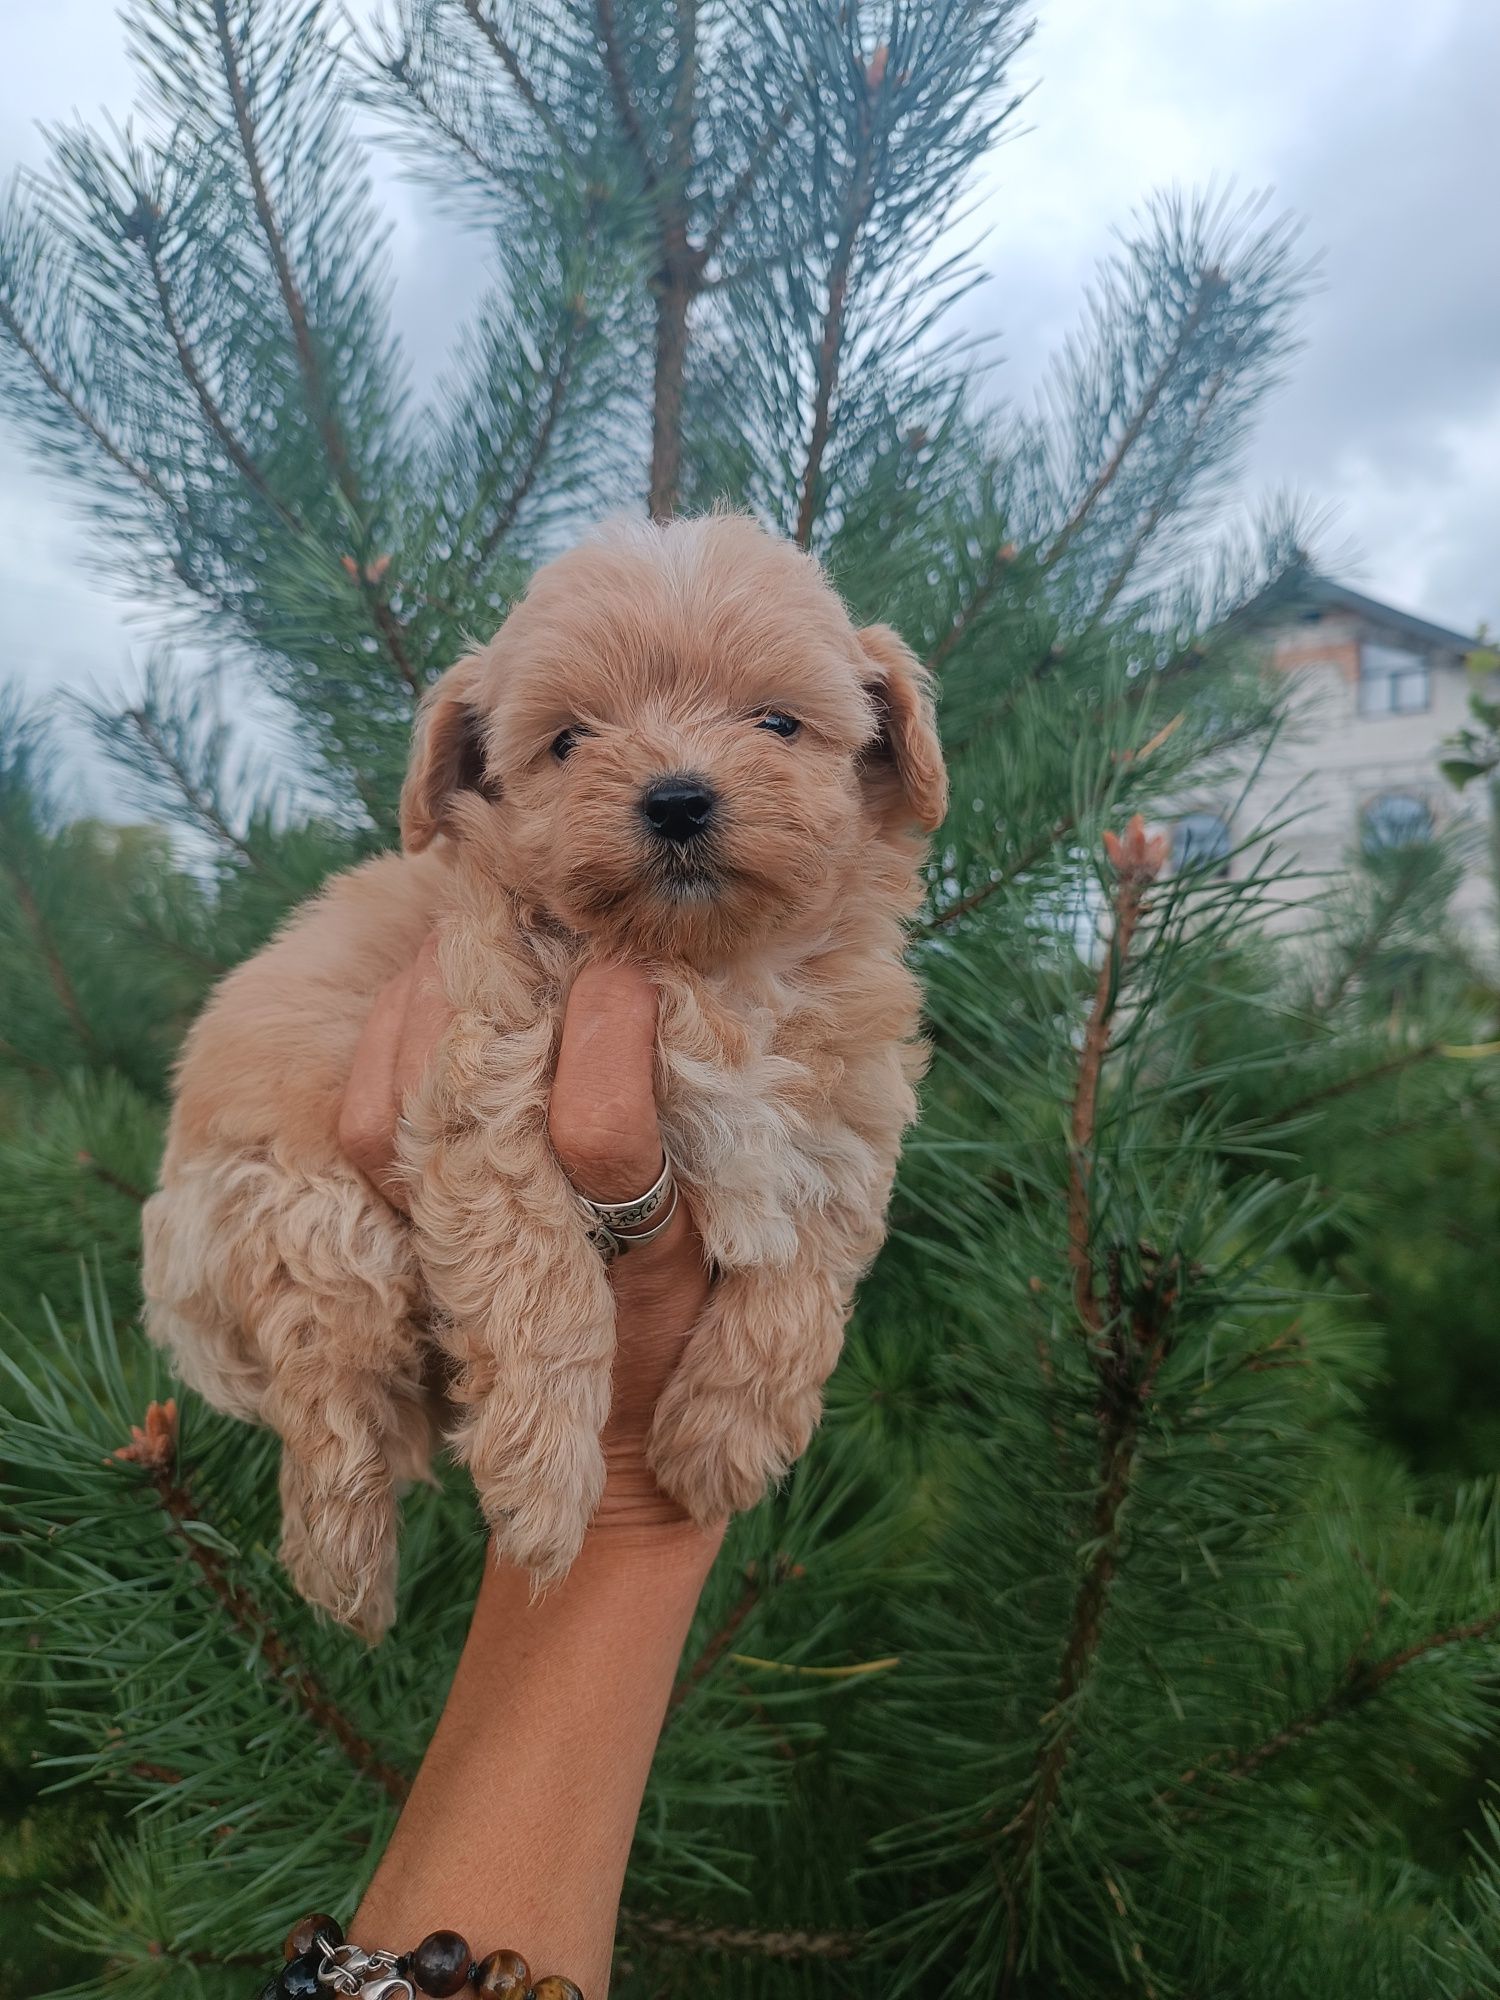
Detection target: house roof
<box><xmin>1272</xmin><ymin>576</ymin><xmax>1475</xmax><ymax>656</ymax></box>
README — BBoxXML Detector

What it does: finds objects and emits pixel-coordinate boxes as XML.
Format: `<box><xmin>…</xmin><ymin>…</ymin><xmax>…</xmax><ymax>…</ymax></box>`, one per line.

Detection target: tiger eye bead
<box><xmin>275</xmin><ymin>1955</ymin><xmax>324</xmax><ymax>2000</ymax></box>
<box><xmin>283</xmin><ymin>1913</ymin><xmax>343</xmax><ymax>1961</ymax></box>
<box><xmin>473</xmin><ymin>1948</ymin><xmax>532</xmax><ymax>1998</ymax></box>
<box><xmin>531</xmin><ymin>1979</ymin><xmax>585</xmax><ymax>2000</ymax></box>
<box><xmin>411</xmin><ymin>1929</ymin><xmax>473</xmax><ymax>1996</ymax></box>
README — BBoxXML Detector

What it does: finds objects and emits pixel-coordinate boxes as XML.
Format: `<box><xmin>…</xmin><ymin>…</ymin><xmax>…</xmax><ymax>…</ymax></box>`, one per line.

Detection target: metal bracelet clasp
<box><xmin>316</xmin><ymin>1941</ymin><xmax>414</xmax><ymax>1997</ymax></box>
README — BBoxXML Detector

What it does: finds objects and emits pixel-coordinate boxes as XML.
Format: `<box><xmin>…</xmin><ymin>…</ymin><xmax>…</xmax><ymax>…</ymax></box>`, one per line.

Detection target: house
<box><xmin>1174</xmin><ymin>578</ymin><xmax>1494</xmax><ymax>937</ymax></box>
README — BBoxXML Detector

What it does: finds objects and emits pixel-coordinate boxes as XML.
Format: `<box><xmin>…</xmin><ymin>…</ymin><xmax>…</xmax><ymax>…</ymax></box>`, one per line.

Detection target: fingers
<box><xmin>394</xmin><ymin>931</ymin><xmax>453</xmax><ymax>1111</ymax></box>
<box><xmin>338</xmin><ymin>961</ymin><xmax>416</xmax><ymax>1206</ymax></box>
<box><xmin>340</xmin><ymin>934</ymin><xmax>455</xmax><ymax>1212</ymax></box>
<box><xmin>549</xmin><ymin>962</ymin><xmax>705</xmax><ymax>1305</ymax></box>
<box><xmin>548</xmin><ymin>962</ymin><xmax>664</xmax><ymax>1200</ymax></box>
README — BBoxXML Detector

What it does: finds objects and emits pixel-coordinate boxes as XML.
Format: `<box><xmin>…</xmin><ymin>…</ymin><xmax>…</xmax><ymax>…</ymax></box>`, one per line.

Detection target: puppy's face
<box><xmin>401</xmin><ymin>518</ymin><xmax>946</xmax><ymax>964</ymax></box>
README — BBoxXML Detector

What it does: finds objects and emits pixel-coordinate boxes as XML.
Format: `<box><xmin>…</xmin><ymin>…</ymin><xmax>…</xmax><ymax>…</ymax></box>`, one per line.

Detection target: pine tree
<box><xmin>3</xmin><ymin>3</ymin><xmax>1499</xmax><ymax>1996</ymax></box>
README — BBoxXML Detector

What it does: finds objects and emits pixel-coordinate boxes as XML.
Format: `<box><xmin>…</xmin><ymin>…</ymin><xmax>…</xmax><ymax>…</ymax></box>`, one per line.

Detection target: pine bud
<box><xmin>1102</xmin><ymin>814</ymin><xmax>1169</xmax><ymax>887</ymax></box>
<box><xmin>113</xmin><ymin>1398</ymin><xmax>179</xmax><ymax>1470</ymax></box>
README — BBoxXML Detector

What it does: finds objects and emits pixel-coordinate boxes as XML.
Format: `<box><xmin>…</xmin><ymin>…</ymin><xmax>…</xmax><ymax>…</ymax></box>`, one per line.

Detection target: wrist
<box><xmin>543</xmin><ymin>1497</ymin><xmax>724</xmax><ymax>1568</ymax></box>
<box><xmin>594</xmin><ymin>1451</ymin><xmax>721</xmax><ymax>1543</ymax></box>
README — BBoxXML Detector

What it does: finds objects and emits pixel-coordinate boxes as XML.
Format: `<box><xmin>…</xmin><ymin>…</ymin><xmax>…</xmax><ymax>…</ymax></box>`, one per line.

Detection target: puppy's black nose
<box><xmin>642</xmin><ymin>774</ymin><xmax>717</xmax><ymax>844</ymax></box>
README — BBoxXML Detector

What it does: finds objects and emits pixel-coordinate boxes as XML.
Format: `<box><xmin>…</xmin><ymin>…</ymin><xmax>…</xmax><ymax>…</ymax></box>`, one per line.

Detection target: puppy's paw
<box><xmin>647</xmin><ymin>1377</ymin><xmax>815</xmax><ymax>1528</ymax></box>
<box><xmin>279</xmin><ymin>1454</ymin><xmax>399</xmax><ymax>1643</ymax></box>
<box><xmin>461</xmin><ymin>1399</ymin><xmax>605</xmax><ymax>1588</ymax></box>
<box><xmin>487</xmin><ymin>1492</ymin><xmax>593</xmax><ymax>1591</ymax></box>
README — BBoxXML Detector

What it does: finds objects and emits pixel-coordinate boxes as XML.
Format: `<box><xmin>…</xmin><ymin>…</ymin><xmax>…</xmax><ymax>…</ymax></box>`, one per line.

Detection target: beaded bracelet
<box><xmin>259</xmin><ymin>1913</ymin><xmax>584</xmax><ymax>2000</ymax></box>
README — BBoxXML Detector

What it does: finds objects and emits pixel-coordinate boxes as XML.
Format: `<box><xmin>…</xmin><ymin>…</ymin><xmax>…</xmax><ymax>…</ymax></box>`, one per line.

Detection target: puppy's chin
<box><xmin>654</xmin><ymin>875</ymin><xmax>722</xmax><ymax>906</ymax></box>
<box><xmin>550</xmin><ymin>853</ymin><xmax>800</xmax><ymax>966</ymax></box>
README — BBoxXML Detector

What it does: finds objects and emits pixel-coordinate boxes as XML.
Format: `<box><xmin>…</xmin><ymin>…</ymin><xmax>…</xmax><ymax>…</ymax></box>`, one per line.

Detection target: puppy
<box><xmin>143</xmin><ymin>514</ymin><xmax>947</xmax><ymax>1638</ymax></box>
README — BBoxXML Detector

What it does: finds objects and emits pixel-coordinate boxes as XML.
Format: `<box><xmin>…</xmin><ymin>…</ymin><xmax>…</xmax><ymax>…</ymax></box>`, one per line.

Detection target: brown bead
<box><xmin>530</xmin><ymin>1979</ymin><xmax>585</xmax><ymax>2000</ymax></box>
<box><xmin>283</xmin><ymin>1913</ymin><xmax>343</xmax><ymax>1961</ymax></box>
<box><xmin>473</xmin><ymin>1948</ymin><xmax>532</xmax><ymax>1998</ymax></box>
<box><xmin>411</xmin><ymin>1929</ymin><xmax>473</xmax><ymax>1996</ymax></box>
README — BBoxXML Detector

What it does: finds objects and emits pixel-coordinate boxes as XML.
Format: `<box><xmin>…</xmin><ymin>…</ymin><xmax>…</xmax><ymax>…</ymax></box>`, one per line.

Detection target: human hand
<box><xmin>339</xmin><ymin>940</ymin><xmax>713</xmax><ymax>1532</ymax></box>
<box><xmin>346</xmin><ymin>952</ymin><xmax>720</xmax><ymax>1990</ymax></box>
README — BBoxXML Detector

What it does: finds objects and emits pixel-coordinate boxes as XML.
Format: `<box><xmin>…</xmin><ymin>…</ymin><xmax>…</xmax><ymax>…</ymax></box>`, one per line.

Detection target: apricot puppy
<box><xmin>143</xmin><ymin>514</ymin><xmax>947</xmax><ymax>1638</ymax></box>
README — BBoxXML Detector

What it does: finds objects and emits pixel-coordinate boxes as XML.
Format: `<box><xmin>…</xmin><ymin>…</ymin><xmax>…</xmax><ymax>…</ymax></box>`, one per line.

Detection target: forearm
<box><xmin>350</xmin><ymin>960</ymin><xmax>720</xmax><ymax>1993</ymax></box>
<box><xmin>353</xmin><ymin>1514</ymin><xmax>721</xmax><ymax>1994</ymax></box>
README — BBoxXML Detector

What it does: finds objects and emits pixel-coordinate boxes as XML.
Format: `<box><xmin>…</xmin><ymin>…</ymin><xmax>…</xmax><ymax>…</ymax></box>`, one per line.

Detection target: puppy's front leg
<box><xmin>646</xmin><ymin>1245</ymin><xmax>849</xmax><ymax>1526</ymax></box>
<box><xmin>405</xmin><ymin>1014</ymin><xmax>615</xmax><ymax>1584</ymax></box>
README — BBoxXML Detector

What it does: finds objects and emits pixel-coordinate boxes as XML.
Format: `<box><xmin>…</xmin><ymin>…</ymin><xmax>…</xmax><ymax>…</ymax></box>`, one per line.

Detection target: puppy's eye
<box><xmin>755</xmin><ymin>711</ymin><xmax>801</xmax><ymax>739</ymax></box>
<box><xmin>551</xmin><ymin>726</ymin><xmax>585</xmax><ymax>761</ymax></box>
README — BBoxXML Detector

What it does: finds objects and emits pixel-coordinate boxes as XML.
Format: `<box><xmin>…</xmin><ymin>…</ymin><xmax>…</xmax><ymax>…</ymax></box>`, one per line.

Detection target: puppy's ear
<box><xmin>856</xmin><ymin>624</ymin><xmax>948</xmax><ymax>833</ymax></box>
<box><xmin>399</xmin><ymin>655</ymin><xmax>497</xmax><ymax>854</ymax></box>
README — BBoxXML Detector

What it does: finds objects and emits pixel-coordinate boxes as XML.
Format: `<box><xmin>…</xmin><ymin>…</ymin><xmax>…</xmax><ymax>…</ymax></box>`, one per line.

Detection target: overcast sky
<box><xmin>3</xmin><ymin>0</ymin><xmax>1496</xmax><ymax>808</ymax></box>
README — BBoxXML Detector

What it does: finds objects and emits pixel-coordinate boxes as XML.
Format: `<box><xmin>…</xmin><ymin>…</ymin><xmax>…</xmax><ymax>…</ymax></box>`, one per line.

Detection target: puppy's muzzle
<box><xmin>641</xmin><ymin>773</ymin><xmax>717</xmax><ymax>845</ymax></box>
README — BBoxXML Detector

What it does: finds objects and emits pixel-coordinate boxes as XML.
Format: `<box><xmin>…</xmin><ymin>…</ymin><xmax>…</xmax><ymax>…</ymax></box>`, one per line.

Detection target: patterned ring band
<box><xmin>572</xmin><ymin>1149</ymin><xmax>674</xmax><ymax>1233</ymax></box>
<box><xmin>583</xmin><ymin>1179</ymin><xmax>680</xmax><ymax>1262</ymax></box>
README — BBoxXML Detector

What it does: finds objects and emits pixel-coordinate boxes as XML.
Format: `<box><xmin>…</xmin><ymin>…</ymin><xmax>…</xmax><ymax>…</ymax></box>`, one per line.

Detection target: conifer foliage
<box><xmin>3</xmin><ymin>4</ymin><xmax>1499</xmax><ymax>1995</ymax></box>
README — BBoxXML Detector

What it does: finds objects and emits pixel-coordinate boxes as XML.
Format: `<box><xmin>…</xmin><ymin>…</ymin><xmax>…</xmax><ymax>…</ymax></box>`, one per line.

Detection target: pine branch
<box><xmin>794</xmin><ymin>78</ymin><xmax>879</xmax><ymax>550</ymax></box>
<box><xmin>925</xmin><ymin>538</ymin><xmax>1019</xmax><ymax>674</ymax></box>
<box><xmin>1169</xmin><ymin>1604</ymin><xmax>1500</xmax><ymax>1804</ymax></box>
<box><xmin>0</xmin><ymin>295</ymin><xmax>172</xmax><ymax>507</ymax></box>
<box><xmin>1041</xmin><ymin>269</ymin><xmax>1223</xmax><ymax>571</ymax></box>
<box><xmin>457</xmin><ymin>0</ymin><xmax>574</xmax><ymax>155</ymax></box>
<box><xmin>116</xmin><ymin>703</ymin><xmax>275</xmax><ymax>874</ymax></box>
<box><xmin>0</xmin><ymin>1032</ymin><xmax>58</xmax><ymax>1083</ymax></box>
<box><xmin>1320</xmin><ymin>849</ymin><xmax>1433</xmax><ymax>1012</ymax></box>
<box><xmin>118</xmin><ymin>1401</ymin><xmax>413</xmax><ymax>1805</ymax></box>
<box><xmin>380</xmin><ymin>54</ymin><xmax>503</xmax><ymax>180</ymax></box>
<box><xmin>1274</xmin><ymin>1041</ymin><xmax>1447</xmax><ymax>1121</ymax></box>
<box><xmin>698</xmin><ymin>86</ymin><xmax>802</xmax><ymax>268</ymax></box>
<box><xmin>0</xmin><ymin>849</ymin><xmax>97</xmax><ymax>1056</ymax></box>
<box><xmin>920</xmin><ymin>815</ymin><xmax>1079</xmax><ymax>936</ymax></box>
<box><xmin>79</xmin><ymin>1154</ymin><xmax>149</xmax><ymax>1206</ymax></box>
<box><xmin>1087</xmin><ymin>367</ymin><xmax>1231</xmax><ymax>626</ymax></box>
<box><xmin>999</xmin><ymin>1307</ymin><xmax>1176</xmax><ymax>1972</ymax></box>
<box><xmin>130</xmin><ymin>207</ymin><xmax>305</xmax><ymax>538</ymax></box>
<box><xmin>622</xmin><ymin>1911</ymin><xmax>864</xmax><ymax>1962</ymax></box>
<box><xmin>208</xmin><ymin>0</ymin><xmax>419</xmax><ymax>698</ymax></box>
<box><xmin>470</xmin><ymin>299</ymin><xmax>587</xmax><ymax>572</ymax></box>
<box><xmin>134</xmin><ymin>1943</ymin><xmax>267</xmax><ymax>1974</ymax></box>
<box><xmin>995</xmin><ymin>823</ymin><xmax>1173</xmax><ymax>1970</ymax></box>
<box><xmin>924</xmin><ymin>684</ymin><xmax>1208</xmax><ymax>940</ymax></box>
<box><xmin>1064</xmin><ymin>824</ymin><xmax>1168</xmax><ymax>1336</ymax></box>
<box><xmin>1068</xmin><ymin>958</ymin><xmax>1121</xmax><ymax>1340</ymax></box>
<box><xmin>211</xmin><ymin>0</ymin><xmax>352</xmax><ymax>504</ymax></box>
<box><xmin>668</xmin><ymin>1564</ymin><xmax>763</xmax><ymax>1714</ymax></box>
<box><xmin>652</xmin><ymin>0</ymin><xmax>703</xmax><ymax>521</ymax></box>
<box><xmin>648</xmin><ymin>256</ymin><xmax>696</xmax><ymax>521</ymax></box>
<box><xmin>595</xmin><ymin>0</ymin><xmax>662</xmax><ymax>213</ymax></box>
<box><xmin>124</xmin><ymin>912</ymin><xmax>232</xmax><ymax>980</ymax></box>
<box><xmin>591</xmin><ymin>0</ymin><xmax>704</xmax><ymax>516</ymax></box>
<box><xmin>367</xmin><ymin>592</ymin><xmax>422</xmax><ymax>697</ymax></box>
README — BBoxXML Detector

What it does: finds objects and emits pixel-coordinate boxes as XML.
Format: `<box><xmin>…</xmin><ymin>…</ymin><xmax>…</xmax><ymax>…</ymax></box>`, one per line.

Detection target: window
<box><xmin>1361</xmin><ymin>791</ymin><xmax>1434</xmax><ymax>853</ymax></box>
<box><xmin>1172</xmin><ymin>810</ymin><xmax>1232</xmax><ymax>877</ymax></box>
<box><xmin>1358</xmin><ymin>642</ymin><xmax>1430</xmax><ymax>715</ymax></box>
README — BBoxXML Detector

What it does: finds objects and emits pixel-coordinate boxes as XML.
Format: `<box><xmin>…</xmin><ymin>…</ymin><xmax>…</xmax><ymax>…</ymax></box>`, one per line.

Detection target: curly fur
<box><xmin>143</xmin><ymin>514</ymin><xmax>946</xmax><ymax>1638</ymax></box>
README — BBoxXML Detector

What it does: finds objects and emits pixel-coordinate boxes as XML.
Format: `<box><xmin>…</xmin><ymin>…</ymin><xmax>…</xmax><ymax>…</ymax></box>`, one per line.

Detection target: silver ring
<box><xmin>581</xmin><ymin>1178</ymin><xmax>680</xmax><ymax>1262</ymax></box>
<box><xmin>574</xmin><ymin>1149</ymin><xmax>674</xmax><ymax>1233</ymax></box>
